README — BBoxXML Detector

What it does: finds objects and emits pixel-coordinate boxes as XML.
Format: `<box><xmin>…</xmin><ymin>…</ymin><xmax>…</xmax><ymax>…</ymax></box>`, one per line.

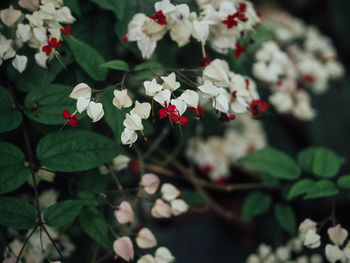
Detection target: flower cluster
<box><xmin>125</xmin><ymin>0</ymin><xmax>260</xmax><ymax>59</ymax></box>
<box><xmin>186</xmin><ymin>114</ymin><xmax>266</xmax><ymax>181</ymax></box>
<box><xmin>245</xmin><ymin>239</ymin><xmax>323</xmax><ymax>263</ymax></box>
<box><xmin>0</xmin><ymin>0</ymin><xmax>75</xmax><ymax>72</ymax></box>
<box><xmin>251</xmin><ymin>12</ymin><xmax>345</xmax><ymax>121</ymax></box>
<box><xmin>299</xmin><ymin>218</ymin><xmax>350</xmax><ymax>263</ymax></box>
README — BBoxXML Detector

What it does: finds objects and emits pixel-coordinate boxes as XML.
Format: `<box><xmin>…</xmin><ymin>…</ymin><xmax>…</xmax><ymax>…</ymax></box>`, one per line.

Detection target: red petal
<box><xmin>170</xmin><ymin>114</ymin><xmax>179</xmax><ymax>123</ymax></box>
<box><xmin>62</xmin><ymin>110</ymin><xmax>71</xmax><ymax>120</ymax></box>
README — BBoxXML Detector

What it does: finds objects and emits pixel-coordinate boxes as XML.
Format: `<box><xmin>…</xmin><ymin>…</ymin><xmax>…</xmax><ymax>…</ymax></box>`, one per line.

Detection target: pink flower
<box><xmin>328</xmin><ymin>224</ymin><xmax>348</xmax><ymax>246</ymax></box>
<box><xmin>2</xmin><ymin>257</ymin><xmax>17</xmax><ymax>263</ymax></box>
<box><xmin>113</xmin><ymin>237</ymin><xmax>134</xmax><ymax>262</ymax></box>
<box><xmin>141</xmin><ymin>173</ymin><xmax>160</xmax><ymax>195</ymax></box>
<box><xmin>114</xmin><ymin>201</ymin><xmax>134</xmax><ymax>224</ymax></box>
<box><xmin>136</xmin><ymin>228</ymin><xmax>157</xmax><ymax>249</ymax></box>
<box><xmin>151</xmin><ymin>199</ymin><xmax>171</xmax><ymax>218</ymax></box>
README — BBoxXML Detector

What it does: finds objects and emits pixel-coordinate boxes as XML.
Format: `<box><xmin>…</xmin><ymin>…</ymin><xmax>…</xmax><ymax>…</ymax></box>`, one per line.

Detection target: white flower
<box><xmin>276</xmin><ymin>246</ymin><xmax>290</xmax><ymax>261</ymax></box>
<box><xmin>161</xmin><ymin>183</ymin><xmax>180</xmax><ymax>201</ymax></box>
<box><xmin>25</xmin><ymin>11</ymin><xmax>44</xmax><ymax>27</ymax></box>
<box><xmin>203</xmin><ymin>59</ymin><xmax>230</xmax><ymax>87</ymax></box>
<box><xmin>144</xmin><ymin>79</ymin><xmax>163</xmax><ymax>96</ymax></box>
<box><xmin>151</xmin><ymin>199</ymin><xmax>171</xmax><ymax>218</ymax></box>
<box><xmin>137</xmin><ymin>255</ymin><xmax>156</xmax><ymax>263</ymax></box>
<box><xmin>192</xmin><ymin>20</ymin><xmax>210</xmax><ymax>44</ymax></box>
<box><xmin>56</xmin><ymin>6</ymin><xmax>75</xmax><ymax>23</ymax></box>
<box><xmin>180</xmin><ymin>90</ymin><xmax>199</xmax><ymax>108</ymax></box>
<box><xmin>213</xmin><ymin>88</ymin><xmax>229</xmax><ymax>113</ymax></box>
<box><xmin>170</xmin><ymin>4</ymin><xmax>190</xmax><ymax>23</ymax></box>
<box><xmin>169</xmin><ymin>20</ymin><xmax>192</xmax><ymax>47</ymax></box>
<box><xmin>154</xmin><ymin>89</ymin><xmax>171</xmax><ymax>107</ymax></box>
<box><xmin>121</xmin><ymin>128</ymin><xmax>138</xmax><ymax>146</ymax></box>
<box><xmin>19</xmin><ymin>0</ymin><xmax>39</xmax><ymax>12</ymax></box>
<box><xmin>113</xmin><ymin>89</ymin><xmax>133</xmax><ymax>109</ymax></box>
<box><xmin>0</xmin><ymin>6</ymin><xmax>22</xmax><ymax>27</ymax></box>
<box><xmin>246</xmin><ymin>254</ymin><xmax>260</xmax><ymax>263</ymax></box>
<box><xmin>170</xmin><ymin>98</ymin><xmax>187</xmax><ymax>116</ymax></box>
<box><xmin>112</xmin><ymin>155</ymin><xmax>130</xmax><ymax>170</ymax></box>
<box><xmin>76</xmin><ymin>97</ymin><xmax>90</xmax><ymax>113</ymax></box>
<box><xmin>130</xmin><ymin>101</ymin><xmax>151</xmax><ymax>119</ymax></box>
<box><xmin>114</xmin><ymin>201</ymin><xmax>134</xmax><ymax>224</ymax></box>
<box><xmin>154</xmin><ymin>0</ymin><xmax>176</xmax><ymax>14</ymax></box>
<box><xmin>257</xmin><ymin>244</ymin><xmax>271</xmax><ymax>258</ymax></box>
<box><xmin>170</xmin><ymin>199</ymin><xmax>189</xmax><ymax>216</ymax></box>
<box><xmin>136</xmin><ymin>228</ymin><xmax>157</xmax><ymax>249</ymax></box>
<box><xmin>123</xmin><ymin>113</ymin><xmax>143</xmax><ymax>131</ymax></box>
<box><xmin>70</xmin><ymin>83</ymin><xmax>92</xmax><ymax>100</ymax></box>
<box><xmin>16</xmin><ymin>24</ymin><xmax>32</xmax><ymax>43</ymax></box>
<box><xmin>155</xmin><ymin>247</ymin><xmax>175</xmax><ymax>263</ymax></box>
<box><xmin>161</xmin><ymin>73</ymin><xmax>180</xmax><ymax>92</ymax></box>
<box><xmin>113</xmin><ymin>237</ymin><xmax>134</xmax><ymax>262</ymax></box>
<box><xmin>41</xmin><ymin>0</ymin><xmax>63</xmax><ymax>8</ymax></box>
<box><xmin>198</xmin><ymin>80</ymin><xmax>219</xmax><ymax>98</ymax></box>
<box><xmin>12</xmin><ymin>55</ymin><xmax>27</xmax><ymax>73</ymax></box>
<box><xmin>87</xmin><ymin>101</ymin><xmax>104</xmax><ymax>122</ymax></box>
<box><xmin>304</xmin><ymin>229</ymin><xmax>321</xmax><ymax>249</ymax></box>
<box><xmin>325</xmin><ymin>244</ymin><xmax>343</xmax><ymax>263</ymax></box>
<box><xmin>34</xmin><ymin>51</ymin><xmax>47</xmax><ymax>68</ymax></box>
<box><xmin>269</xmin><ymin>92</ymin><xmax>293</xmax><ymax>113</ymax></box>
<box><xmin>38</xmin><ymin>3</ymin><xmax>57</xmax><ymax>20</ymax></box>
<box><xmin>327</xmin><ymin>224</ymin><xmax>348</xmax><ymax>246</ymax></box>
<box><xmin>137</xmin><ymin>37</ymin><xmax>157</xmax><ymax>59</ymax></box>
<box><xmin>33</xmin><ymin>27</ymin><xmax>47</xmax><ymax>44</ymax></box>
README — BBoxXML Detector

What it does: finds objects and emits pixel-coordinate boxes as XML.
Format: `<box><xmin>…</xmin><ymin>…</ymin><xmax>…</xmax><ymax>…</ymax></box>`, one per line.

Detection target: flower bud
<box><xmin>327</xmin><ymin>224</ymin><xmax>348</xmax><ymax>246</ymax></box>
<box><xmin>113</xmin><ymin>237</ymin><xmax>134</xmax><ymax>262</ymax></box>
<box><xmin>151</xmin><ymin>199</ymin><xmax>171</xmax><ymax>218</ymax></box>
<box><xmin>136</xmin><ymin>228</ymin><xmax>157</xmax><ymax>249</ymax></box>
<box><xmin>141</xmin><ymin>173</ymin><xmax>160</xmax><ymax>195</ymax></box>
<box><xmin>114</xmin><ymin>201</ymin><xmax>134</xmax><ymax>224</ymax></box>
<box><xmin>161</xmin><ymin>183</ymin><xmax>180</xmax><ymax>201</ymax></box>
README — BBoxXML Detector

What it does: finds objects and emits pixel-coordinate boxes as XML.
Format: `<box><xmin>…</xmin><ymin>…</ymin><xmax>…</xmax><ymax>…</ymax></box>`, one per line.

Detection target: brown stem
<box><xmin>108</xmin><ymin>164</ymin><xmax>126</xmax><ymax>200</ymax></box>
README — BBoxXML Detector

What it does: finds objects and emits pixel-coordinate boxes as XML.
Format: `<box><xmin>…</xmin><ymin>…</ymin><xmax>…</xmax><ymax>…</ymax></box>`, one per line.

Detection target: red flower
<box><xmin>42</xmin><ymin>37</ymin><xmax>61</xmax><ymax>56</ymax></box>
<box><xmin>238</xmin><ymin>2</ymin><xmax>247</xmax><ymax>12</ymax></box>
<box><xmin>148</xmin><ymin>10</ymin><xmax>167</xmax><ymax>25</ymax></box>
<box><xmin>250</xmin><ymin>99</ymin><xmax>269</xmax><ymax>119</ymax></box>
<box><xmin>222</xmin><ymin>11</ymin><xmax>248</xmax><ymax>29</ymax></box>
<box><xmin>179</xmin><ymin>116</ymin><xmax>188</xmax><ymax>126</ymax></box>
<box><xmin>123</xmin><ymin>35</ymin><xmax>129</xmax><ymax>42</ymax></box>
<box><xmin>219</xmin><ymin>113</ymin><xmax>236</xmax><ymax>122</ymax></box>
<box><xmin>301</xmin><ymin>74</ymin><xmax>316</xmax><ymax>84</ymax></box>
<box><xmin>199</xmin><ymin>164</ymin><xmax>213</xmax><ymax>177</ymax></box>
<box><xmin>130</xmin><ymin>160</ymin><xmax>140</xmax><ymax>173</ymax></box>
<box><xmin>189</xmin><ymin>106</ymin><xmax>205</xmax><ymax>118</ymax></box>
<box><xmin>159</xmin><ymin>102</ymin><xmax>176</xmax><ymax>119</ymax></box>
<box><xmin>170</xmin><ymin>113</ymin><xmax>179</xmax><ymax>123</ymax></box>
<box><xmin>60</xmin><ymin>25</ymin><xmax>73</xmax><ymax>36</ymax></box>
<box><xmin>200</xmin><ymin>57</ymin><xmax>211</xmax><ymax>67</ymax></box>
<box><xmin>62</xmin><ymin>110</ymin><xmax>78</xmax><ymax>126</ymax></box>
<box><xmin>234</xmin><ymin>43</ymin><xmax>246</xmax><ymax>59</ymax></box>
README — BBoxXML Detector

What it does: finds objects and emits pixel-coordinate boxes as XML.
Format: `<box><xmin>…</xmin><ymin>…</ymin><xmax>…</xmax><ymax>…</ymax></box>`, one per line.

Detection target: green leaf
<box><xmin>337</xmin><ymin>175</ymin><xmax>350</xmax><ymax>189</ymax></box>
<box><xmin>0</xmin><ymin>86</ymin><xmax>22</xmax><ymax>133</ymax></box>
<box><xmin>0</xmin><ymin>196</ymin><xmax>37</xmax><ymax>229</ymax></box>
<box><xmin>304</xmin><ymin>180</ymin><xmax>339</xmax><ymax>199</ymax></box>
<box><xmin>100</xmin><ymin>60</ymin><xmax>129</xmax><ymax>72</ymax></box>
<box><xmin>36</xmin><ymin>130</ymin><xmax>119</xmax><ymax>172</ymax></box>
<box><xmin>238</xmin><ymin>147</ymin><xmax>301</xmax><ymax>180</ymax></box>
<box><xmin>64</xmin><ymin>36</ymin><xmax>108</xmax><ymax>81</ymax></box>
<box><xmin>101</xmin><ymin>88</ymin><xmax>125</xmax><ymax>144</ymax></box>
<box><xmin>133</xmin><ymin>62</ymin><xmax>163</xmax><ymax>80</ymax></box>
<box><xmin>65</xmin><ymin>0</ymin><xmax>82</xmax><ymax>18</ymax></box>
<box><xmin>77</xmin><ymin>190</ymin><xmax>107</xmax><ymax>206</ymax></box>
<box><xmin>274</xmin><ymin>203</ymin><xmax>296</xmax><ymax>235</ymax></box>
<box><xmin>24</xmin><ymin>84</ymin><xmax>75</xmax><ymax>125</ymax></box>
<box><xmin>181</xmin><ymin>189</ymin><xmax>210</xmax><ymax>206</ymax></box>
<box><xmin>79</xmin><ymin>207</ymin><xmax>113</xmax><ymax>248</ymax></box>
<box><xmin>242</xmin><ymin>191</ymin><xmax>272</xmax><ymax>221</ymax></box>
<box><xmin>0</xmin><ymin>142</ymin><xmax>30</xmax><ymax>194</ymax></box>
<box><xmin>89</xmin><ymin>0</ymin><xmax>129</xmax><ymax>20</ymax></box>
<box><xmin>44</xmin><ymin>200</ymin><xmax>82</xmax><ymax>227</ymax></box>
<box><xmin>287</xmin><ymin>179</ymin><xmax>315</xmax><ymax>200</ymax></box>
<box><xmin>297</xmin><ymin>147</ymin><xmax>343</xmax><ymax>178</ymax></box>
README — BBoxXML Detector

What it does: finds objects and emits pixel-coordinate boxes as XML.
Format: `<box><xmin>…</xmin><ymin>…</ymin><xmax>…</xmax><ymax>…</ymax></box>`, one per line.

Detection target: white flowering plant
<box><xmin>0</xmin><ymin>0</ymin><xmax>349</xmax><ymax>262</ymax></box>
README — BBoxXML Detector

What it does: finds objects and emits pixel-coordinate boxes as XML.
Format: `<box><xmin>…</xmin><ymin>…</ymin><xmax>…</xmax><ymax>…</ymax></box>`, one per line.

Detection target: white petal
<box><xmin>87</xmin><ymin>101</ymin><xmax>104</xmax><ymax>122</ymax></box>
<box><xmin>76</xmin><ymin>97</ymin><xmax>90</xmax><ymax>113</ymax></box>
<box><xmin>12</xmin><ymin>55</ymin><xmax>27</xmax><ymax>73</ymax></box>
<box><xmin>70</xmin><ymin>83</ymin><xmax>92</xmax><ymax>100</ymax></box>
<box><xmin>180</xmin><ymin>90</ymin><xmax>199</xmax><ymax>108</ymax></box>
<box><xmin>154</xmin><ymin>90</ymin><xmax>171</xmax><ymax>107</ymax></box>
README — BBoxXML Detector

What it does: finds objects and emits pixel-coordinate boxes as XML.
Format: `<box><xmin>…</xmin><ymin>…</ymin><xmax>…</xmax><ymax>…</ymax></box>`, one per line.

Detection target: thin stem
<box><xmin>108</xmin><ymin>164</ymin><xmax>126</xmax><ymax>200</ymax></box>
<box><xmin>15</xmin><ymin>225</ymin><xmax>39</xmax><ymax>263</ymax></box>
<box><xmin>132</xmin><ymin>146</ymin><xmax>145</xmax><ymax>210</ymax></box>
<box><xmin>143</xmin><ymin>126</ymin><xmax>169</xmax><ymax>160</ymax></box>
<box><xmin>42</xmin><ymin>225</ymin><xmax>64</xmax><ymax>259</ymax></box>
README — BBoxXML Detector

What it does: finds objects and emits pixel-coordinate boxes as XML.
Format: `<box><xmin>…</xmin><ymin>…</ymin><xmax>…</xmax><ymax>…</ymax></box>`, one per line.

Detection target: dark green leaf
<box><xmin>77</xmin><ymin>190</ymin><xmax>99</xmax><ymax>206</ymax></box>
<box><xmin>274</xmin><ymin>203</ymin><xmax>296</xmax><ymax>235</ymax></box>
<box><xmin>238</xmin><ymin>147</ymin><xmax>300</xmax><ymax>180</ymax></box>
<box><xmin>79</xmin><ymin>207</ymin><xmax>113</xmax><ymax>248</ymax></box>
<box><xmin>0</xmin><ymin>87</ymin><xmax>22</xmax><ymax>133</ymax></box>
<box><xmin>304</xmin><ymin>180</ymin><xmax>339</xmax><ymax>199</ymax></box>
<box><xmin>0</xmin><ymin>197</ymin><xmax>37</xmax><ymax>229</ymax></box>
<box><xmin>0</xmin><ymin>142</ymin><xmax>30</xmax><ymax>194</ymax></box>
<box><xmin>64</xmin><ymin>36</ymin><xmax>108</xmax><ymax>81</ymax></box>
<box><xmin>133</xmin><ymin>62</ymin><xmax>163</xmax><ymax>80</ymax></box>
<box><xmin>181</xmin><ymin>189</ymin><xmax>210</xmax><ymax>206</ymax></box>
<box><xmin>36</xmin><ymin>130</ymin><xmax>119</xmax><ymax>172</ymax></box>
<box><xmin>65</xmin><ymin>0</ymin><xmax>82</xmax><ymax>18</ymax></box>
<box><xmin>89</xmin><ymin>0</ymin><xmax>129</xmax><ymax>20</ymax></box>
<box><xmin>337</xmin><ymin>175</ymin><xmax>350</xmax><ymax>189</ymax></box>
<box><xmin>44</xmin><ymin>200</ymin><xmax>82</xmax><ymax>227</ymax></box>
<box><xmin>287</xmin><ymin>179</ymin><xmax>315</xmax><ymax>200</ymax></box>
<box><xmin>100</xmin><ymin>60</ymin><xmax>129</xmax><ymax>71</ymax></box>
<box><xmin>242</xmin><ymin>191</ymin><xmax>272</xmax><ymax>221</ymax></box>
<box><xmin>24</xmin><ymin>84</ymin><xmax>75</xmax><ymax>125</ymax></box>
<box><xmin>297</xmin><ymin>147</ymin><xmax>343</xmax><ymax>178</ymax></box>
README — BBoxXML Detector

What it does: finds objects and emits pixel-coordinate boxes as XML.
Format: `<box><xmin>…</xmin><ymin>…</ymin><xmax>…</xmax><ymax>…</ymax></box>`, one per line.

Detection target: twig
<box><xmin>15</xmin><ymin>225</ymin><xmax>39</xmax><ymax>263</ymax></box>
<box><xmin>108</xmin><ymin>164</ymin><xmax>126</xmax><ymax>200</ymax></box>
<box><xmin>132</xmin><ymin>146</ymin><xmax>145</xmax><ymax>210</ymax></box>
<box><xmin>143</xmin><ymin>126</ymin><xmax>169</xmax><ymax>160</ymax></box>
